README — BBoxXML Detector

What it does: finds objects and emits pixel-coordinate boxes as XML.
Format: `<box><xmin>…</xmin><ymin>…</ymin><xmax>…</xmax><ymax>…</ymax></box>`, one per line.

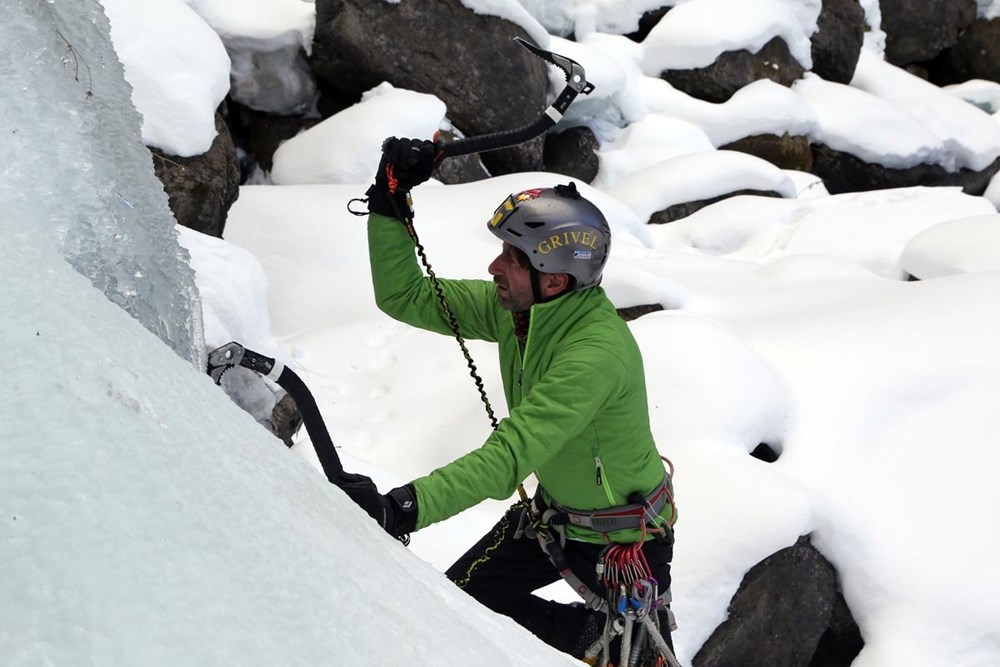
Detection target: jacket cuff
<box><xmin>365</xmin><ymin>183</ymin><xmax>414</xmax><ymax>220</ymax></box>
<box><xmin>387</xmin><ymin>484</ymin><xmax>419</xmax><ymax>536</ymax></box>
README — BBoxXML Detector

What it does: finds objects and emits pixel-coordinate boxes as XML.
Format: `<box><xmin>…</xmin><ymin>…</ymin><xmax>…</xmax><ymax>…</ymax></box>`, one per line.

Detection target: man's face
<box><xmin>488</xmin><ymin>242</ymin><xmax>534</xmax><ymax>312</ymax></box>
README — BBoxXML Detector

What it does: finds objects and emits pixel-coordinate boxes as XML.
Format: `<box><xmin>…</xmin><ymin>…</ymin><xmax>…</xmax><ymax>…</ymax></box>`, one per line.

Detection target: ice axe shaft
<box><xmin>433</xmin><ymin>36</ymin><xmax>595</xmax><ymax>163</ymax></box>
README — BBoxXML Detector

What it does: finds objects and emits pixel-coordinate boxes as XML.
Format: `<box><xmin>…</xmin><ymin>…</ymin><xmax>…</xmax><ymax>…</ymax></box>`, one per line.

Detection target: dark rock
<box><xmin>720</xmin><ymin>134</ymin><xmax>813</xmax><ymax>172</ymax></box>
<box><xmin>616</xmin><ymin>303</ymin><xmax>664</xmax><ymax>321</ymax></box>
<box><xmin>693</xmin><ymin>536</ymin><xmax>837</xmax><ymax>667</ymax></box>
<box><xmin>926</xmin><ymin>18</ymin><xmax>1000</xmax><ymax>86</ymax></box>
<box><xmin>269</xmin><ymin>392</ymin><xmax>303</xmax><ymax>448</ymax></box>
<box><xmin>315</xmin><ymin>79</ymin><xmax>356</xmax><ymax>119</ymax></box>
<box><xmin>810</xmin><ymin>593</ymin><xmax>865</xmax><ymax>667</ymax></box>
<box><xmin>750</xmin><ymin>443</ymin><xmax>779</xmax><ymax>462</ymax></box>
<box><xmin>811</xmin><ymin>144</ymin><xmax>1000</xmax><ymax>195</ymax></box>
<box><xmin>150</xmin><ymin>110</ymin><xmax>240</xmax><ymax>238</ymax></box>
<box><xmin>660</xmin><ymin>36</ymin><xmax>805</xmax><ymax>104</ymax></box>
<box><xmin>228</xmin><ymin>101</ymin><xmax>318</xmax><ymax>174</ymax></box>
<box><xmin>650</xmin><ymin>189</ymin><xmax>786</xmax><ymax>224</ymax></box>
<box><xmin>311</xmin><ymin>0</ymin><xmax>548</xmax><ymax>174</ymax></box>
<box><xmin>810</xmin><ymin>0</ymin><xmax>865</xmax><ymax>84</ymax></box>
<box><xmin>626</xmin><ymin>5</ymin><xmax>671</xmax><ymax>43</ymax></box>
<box><xmin>880</xmin><ymin>0</ymin><xmax>977</xmax><ymax>67</ymax></box>
<box><xmin>432</xmin><ymin>126</ymin><xmax>491</xmax><ymax>184</ymax></box>
<box><xmin>544</xmin><ymin>126</ymin><xmax>600</xmax><ymax>183</ymax></box>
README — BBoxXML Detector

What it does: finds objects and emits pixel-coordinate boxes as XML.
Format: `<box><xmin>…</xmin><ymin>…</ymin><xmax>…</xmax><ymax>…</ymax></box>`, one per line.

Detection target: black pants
<box><xmin>445</xmin><ymin>505</ymin><xmax>674</xmax><ymax>659</ymax></box>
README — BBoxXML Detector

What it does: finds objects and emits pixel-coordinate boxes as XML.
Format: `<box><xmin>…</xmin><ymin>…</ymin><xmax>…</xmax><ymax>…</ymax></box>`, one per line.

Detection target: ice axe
<box><xmin>207</xmin><ymin>342</ymin><xmax>348</xmax><ymax>485</ymax></box>
<box><xmin>431</xmin><ymin>36</ymin><xmax>595</xmax><ymax>162</ymax></box>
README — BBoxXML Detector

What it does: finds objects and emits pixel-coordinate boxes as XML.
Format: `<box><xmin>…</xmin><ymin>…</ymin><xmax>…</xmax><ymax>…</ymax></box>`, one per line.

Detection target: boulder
<box><xmin>626</xmin><ymin>5</ymin><xmax>671</xmax><ymax>43</ymax></box>
<box><xmin>661</xmin><ymin>36</ymin><xmax>805</xmax><ymax>104</ymax></box>
<box><xmin>810</xmin><ymin>0</ymin><xmax>865</xmax><ymax>84</ymax></box>
<box><xmin>432</xmin><ymin>127</ymin><xmax>491</xmax><ymax>185</ymax></box>
<box><xmin>228</xmin><ymin>101</ymin><xmax>319</xmax><ymax>175</ymax></box>
<box><xmin>616</xmin><ymin>303</ymin><xmax>664</xmax><ymax>321</ymax></box>
<box><xmin>926</xmin><ymin>18</ymin><xmax>1000</xmax><ymax>86</ymax></box>
<box><xmin>151</xmin><ymin>110</ymin><xmax>240</xmax><ymax>238</ymax></box>
<box><xmin>269</xmin><ymin>392</ymin><xmax>303</xmax><ymax>448</ymax></box>
<box><xmin>880</xmin><ymin>0</ymin><xmax>977</xmax><ymax>67</ymax></box>
<box><xmin>544</xmin><ymin>126</ymin><xmax>600</xmax><ymax>183</ymax></box>
<box><xmin>811</xmin><ymin>593</ymin><xmax>865</xmax><ymax>667</ymax></box>
<box><xmin>811</xmin><ymin>144</ymin><xmax>1000</xmax><ymax>195</ymax></box>
<box><xmin>693</xmin><ymin>536</ymin><xmax>841</xmax><ymax>667</ymax></box>
<box><xmin>310</xmin><ymin>0</ymin><xmax>548</xmax><ymax>174</ymax></box>
<box><xmin>720</xmin><ymin>134</ymin><xmax>813</xmax><ymax>172</ymax></box>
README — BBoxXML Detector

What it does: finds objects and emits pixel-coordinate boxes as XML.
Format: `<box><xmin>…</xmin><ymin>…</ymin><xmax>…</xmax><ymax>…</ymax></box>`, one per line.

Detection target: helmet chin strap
<box><xmin>530</xmin><ymin>266</ymin><xmax>545</xmax><ymax>305</ymax></box>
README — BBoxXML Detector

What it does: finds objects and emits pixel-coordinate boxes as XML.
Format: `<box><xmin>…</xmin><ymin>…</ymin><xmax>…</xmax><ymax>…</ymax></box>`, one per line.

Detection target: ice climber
<box><xmin>343</xmin><ymin>137</ymin><xmax>677</xmax><ymax>662</ymax></box>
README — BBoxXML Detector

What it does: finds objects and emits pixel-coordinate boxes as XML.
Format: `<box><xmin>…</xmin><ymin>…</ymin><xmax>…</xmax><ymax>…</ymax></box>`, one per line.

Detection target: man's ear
<box><xmin>541</xmin><ymin>272</ymin><xmax>571</xmax><ymax>297</ymax></box>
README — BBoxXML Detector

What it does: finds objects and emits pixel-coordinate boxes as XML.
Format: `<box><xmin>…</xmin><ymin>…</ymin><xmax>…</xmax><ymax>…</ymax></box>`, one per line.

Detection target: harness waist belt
<box><xmin>543</xmin><ymin>472</ymin><xmax>673</xmax><ymax>533</ymax></box>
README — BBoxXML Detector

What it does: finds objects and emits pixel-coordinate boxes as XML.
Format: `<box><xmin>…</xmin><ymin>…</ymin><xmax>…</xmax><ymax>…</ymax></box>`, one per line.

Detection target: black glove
<box><xmin>340</xmin><ymin>475</ymin><xmax>419</xmax><ymax>543</ymax></box>
<box><xmin>365</xmin><ymin>136</ymin><xmax>437</xmax><ymax>220</ymax></box>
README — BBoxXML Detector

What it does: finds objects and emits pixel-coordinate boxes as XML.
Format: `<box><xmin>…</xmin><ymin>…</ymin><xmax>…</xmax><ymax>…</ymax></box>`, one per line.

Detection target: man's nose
<box><xmin>488</xmin><ymin>254</ymin><xmax>503</xmax><ymax>276</ymax></box>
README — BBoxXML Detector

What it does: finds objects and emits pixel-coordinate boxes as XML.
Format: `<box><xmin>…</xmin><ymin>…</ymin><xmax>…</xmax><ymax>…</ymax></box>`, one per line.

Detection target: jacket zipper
<box><xmin>516</xmin><ymin>309</ymin><xmax>535</xmax><ymax>392</ymax></box>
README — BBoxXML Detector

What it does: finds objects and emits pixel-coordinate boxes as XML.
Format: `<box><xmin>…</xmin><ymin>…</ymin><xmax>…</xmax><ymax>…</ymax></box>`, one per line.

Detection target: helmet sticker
<box><xmin>489</xmin><ymin>189</ymin><xmax>545</xmax><ymax>228</ymax></box>
<box><xmin>515</xmin><ymin>188</ymin><xmax>544</xmax><ymax>203</ymax></box>
<box><xmin>573</xmin><ymin>250</ymin><xmax>593</xmax><ymax>260</ymax></box>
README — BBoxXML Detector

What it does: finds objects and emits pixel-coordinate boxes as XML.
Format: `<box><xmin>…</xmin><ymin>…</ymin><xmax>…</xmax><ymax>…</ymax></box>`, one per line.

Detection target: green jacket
<box><xmin>368</xmin><ymin>213</ymin><xmax>671</xmax><ymax>543</ymax></box>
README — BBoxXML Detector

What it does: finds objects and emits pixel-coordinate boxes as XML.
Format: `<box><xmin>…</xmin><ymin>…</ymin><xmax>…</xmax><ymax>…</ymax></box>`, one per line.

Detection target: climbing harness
<box><xmin>517</xmin><ymin>473</ymin><xmax>681</xmax><ymax>667</ymax></box>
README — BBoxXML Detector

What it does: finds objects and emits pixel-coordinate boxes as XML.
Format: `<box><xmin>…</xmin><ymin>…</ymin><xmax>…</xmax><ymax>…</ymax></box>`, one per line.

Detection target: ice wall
<box><xmin>0</xmin><ymin>0</ymin><xmax>205</xmax><ymax>367</ymax></box>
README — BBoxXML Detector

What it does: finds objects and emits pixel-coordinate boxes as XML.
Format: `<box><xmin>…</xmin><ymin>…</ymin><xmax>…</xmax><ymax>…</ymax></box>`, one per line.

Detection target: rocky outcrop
<box><xmin>720</xmin><ymin>134</ymin><xmax>813</xmax><ymax>172</ymax></box>
<box><xmin>626</xmin><ymin>5</ymin><xmax>671</xmax><ymax>43</ymax></box>
<box><xmin>650</xmin><ymin>189</ymin><xmax>786</xmax><ymax>224</ymax></box>
<box><xmin>811</xmin><ymin>145</ymin><xmax>1000</xmax><ymax>195</ymax></box>
<box><xmin>927</xmin><ymin>18</ymin><xmax>1000</xmax><ymax>86</ymax></box>
<box><xmin>269</xmin><ymin>392</ymin><xmax>303</xmax><ymax>448</ymax></box>
<box><xmin>693</xmin><ymin>536</ymin><xmax>861</xmax><ymax>667</ymax></box>
<box><xmin>616</xmin><ymin>303</ymin><xmax>664</xmax><ymax>321</ymax></box>
<box><xmin>431</xmin><ymin>127</ymin><xmax>491</xmax><ymax>184</ymax></box>
<box><xmin>151</xmin><ymin>110</ymin><xmax>240</xmax><ymax>237</ymax></box>
<box><xmin>661</xmin><ymin>37</ymin><xmax>805</xmax><ymax>103</ymax></box>
<box><xmin>228</xmin><ymin>102</ymin><xmax>318</xmax><ymax>176</ymax></box>
<box><xmin>810</xmin><ymin>0</ymin><xmax>866</xmax><ymax>84</ymax></box>
<box><xmin>544</xmin><ymin>126</ymin><xmax>600</xmax><ymax>184</ymax></box>
<box><xmin>880</xmin><ymin>0</ymin><xmax>977</xmax><ymax>67</ymax></box>
<box><xmin>310</xmin><ymin>0</ymin><xmax>548</xmax><ymax>175</ymax></box>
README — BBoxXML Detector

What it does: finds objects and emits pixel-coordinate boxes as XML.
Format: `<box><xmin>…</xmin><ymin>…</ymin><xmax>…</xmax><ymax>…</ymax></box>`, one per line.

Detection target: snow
<box><xmin>607</xmin><ymin>150</ymin><xmax>797</xmax><ymax>224</ymax></box>
<box><xmin>641</xmin><ymin>0</ymin><xmax>817</xmax><ymax>72</ymax></box>
<box><xmin>9</xmin><ymin>0</ymin><xmax>1000</xmax><ymax>665</ymax></box>
<box><xmin>944</xmin><ymin>79</ymin><xmax>1000</xmax><ymax>115</ymax></box>
<box><xmin>270</xmin><ymin>83</ymin><xmax>447</xmax><ymax>185</ymax></box>
<box><xmin>182</xmin><ymin>0</ymin><xmax>315</xmax><ymax>52</ymax></box>
<box><xmin>454</xmin><ymin>0</ymin><xmax>552</xmax><ymax>47</ymax></box>
<box><xmin>850</xmin><ymin>50</ymin><xmax>1000</xmax><ymax>172</ymax></box>
<box><xmin>793</xmin><ymin>74</ymin><xmax>947</xmax><ymax>170</ymax></box>
<box><xmin>900</xmin><ymin>214</ymin><xmax>1000</xmax><ymax>278</ymax></box>
<box><xmin>979</xmin><ymin>0</ymin><xmax>1000</xmax><ymax>20</ymax></box>
<box><xmin>100</xmin><ymin>0</ymin><xmax>230</xmax><ymax>157</ymax></box>
<box><xmin>639</xmin><ymin>77</ymin><xmax>818</xmax><ymax>146</ymax></box>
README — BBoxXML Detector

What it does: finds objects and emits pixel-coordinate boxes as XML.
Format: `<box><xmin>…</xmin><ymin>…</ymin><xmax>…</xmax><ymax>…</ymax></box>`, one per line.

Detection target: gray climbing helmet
<box><xmin>486</xmin><ymin>182</ymin><xmax>611</xmax><ymax>290</ymax></box>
